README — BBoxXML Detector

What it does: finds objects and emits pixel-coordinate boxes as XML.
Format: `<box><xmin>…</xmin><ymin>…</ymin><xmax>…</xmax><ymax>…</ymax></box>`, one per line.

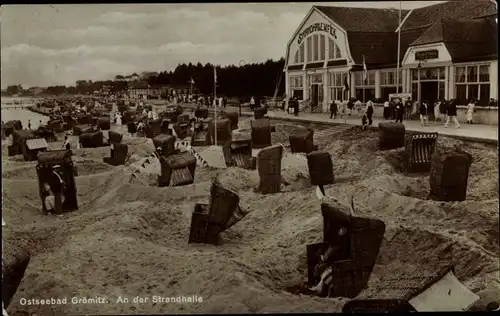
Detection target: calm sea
<box><xmin>1</xmin><ymin>97</ymin><xmax>49</xmax><ymax>129</ymax></box>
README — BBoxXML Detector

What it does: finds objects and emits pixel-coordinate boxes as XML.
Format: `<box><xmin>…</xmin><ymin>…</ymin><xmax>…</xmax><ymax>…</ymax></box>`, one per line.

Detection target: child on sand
<box><xmin>361</xmin><ymin>115</ymin><xmax>368</xmax><ymax>130</ymax></box>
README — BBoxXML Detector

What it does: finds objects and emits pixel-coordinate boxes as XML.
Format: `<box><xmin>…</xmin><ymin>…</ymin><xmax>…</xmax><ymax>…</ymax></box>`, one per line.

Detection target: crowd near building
<box><xmin>284</xmin><ymin>0</ymin><xmax>498</xmax><ymax>112</ymax></box>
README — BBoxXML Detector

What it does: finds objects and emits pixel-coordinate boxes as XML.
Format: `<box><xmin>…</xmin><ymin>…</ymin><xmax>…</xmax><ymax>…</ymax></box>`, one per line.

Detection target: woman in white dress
<box><xmin>466</xmin><ymin>100</ymin><xmax>475</xmax><ymax>124</ymax></box>
<box><xmin>116</xmin><ymin>112</ymin><xmax>122</xmax><ymax>126</ymax></box>
<box><xmin>152</xmin><ymin>109</ymin><xmax>158</xmax><ymax>120</ymax></box>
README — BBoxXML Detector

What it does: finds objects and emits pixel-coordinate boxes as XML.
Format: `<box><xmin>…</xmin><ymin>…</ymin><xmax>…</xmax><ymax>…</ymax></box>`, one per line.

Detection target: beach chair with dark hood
<box><xmin>36</xmin><ymin>150</ymin><xmax>78</xmax><ymax>214</ymax></box>
<box><xmin>158</xmin><ymin>151</ymin><xmax>197</xmax><ymax>187</ymax></box>
<box><xmin>404</xmin><ymin>132</ymin><xmax>438</xmax><ymax>173</ymax></box>
<box><xmin>153</xmin><ymin>134</ymin><xmax>178</xmax><ymax>158</ymax></box>
<box><xmin>8</xmin><ymin>130</ymin><xmax>35</xmax><ymax>157</ymax></box>
<box><xmin>189</xmin><ymin>179</ymin><xmax>249</xmax><ymax>245</ymax></box>
<box><xmin>222</xmin><ymin>138</ymin><xmax>255</xmax><ymax>170</ymax></box>
<box><xmin>306</xmin><ymin>201</ymin><xmax>385</xmax><ymax>298</ymax></box>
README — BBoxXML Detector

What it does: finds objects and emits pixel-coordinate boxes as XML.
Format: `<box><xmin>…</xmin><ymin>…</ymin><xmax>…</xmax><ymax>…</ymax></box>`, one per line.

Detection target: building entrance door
<box><xmin>420</xmin><ymin>81</ymin><xmax>438</xmax><ymax>119</ymax></box>
<box><xmin>310</xmin><ymin>84</ymin><xmax>322</xmax><ymax>112</ymax></box>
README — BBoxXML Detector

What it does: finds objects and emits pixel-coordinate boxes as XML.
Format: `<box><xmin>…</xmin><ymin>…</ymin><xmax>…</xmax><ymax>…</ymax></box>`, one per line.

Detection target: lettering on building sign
<box><xmin>415</xmin><ymin>49</ymin><xmax>439</xmax><ymax>61</ymax></box>
<box><xmin>298</xmin><ymin>23</ymin><xmax>337</xmax><ymax>44</ymax></box>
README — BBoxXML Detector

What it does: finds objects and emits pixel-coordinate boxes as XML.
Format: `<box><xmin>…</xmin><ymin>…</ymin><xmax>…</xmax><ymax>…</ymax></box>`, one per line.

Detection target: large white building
<box><xmin>284</xmin><ymin>0</ymin><xmax>498</xmax><ymax>112</ymax></box>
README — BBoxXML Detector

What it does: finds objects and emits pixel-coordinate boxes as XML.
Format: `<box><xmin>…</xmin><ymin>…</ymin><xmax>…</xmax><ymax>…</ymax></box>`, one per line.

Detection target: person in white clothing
<box><xmin>115</xmin><ymin>112</ymin><xmax>122</xmax><ymax>126</ymax></box>
<box><xmin>466</xmin><ymin>100</ymin><xmax>476</xmax><ymax>124</ymax></box>
<box><xmin>250</xmin><ymin>96</ymin><xmax>256</xmax><ymax>110</ymax></box>
<box><xmin>152</xmin><ymin>109</ymin><xmax>158</xmax><ymax>120</ymax></box>
<box><xmin>147</xmin><ymin>110</ymin><xmax>153</xmax><ymax>120</ymax></box>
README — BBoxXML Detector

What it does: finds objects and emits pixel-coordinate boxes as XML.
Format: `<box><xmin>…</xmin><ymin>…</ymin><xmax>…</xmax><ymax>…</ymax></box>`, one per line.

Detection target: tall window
<box><xmin>455</xmin><ymin>65</ymin><xmax>490</xmax><ymax>103</ymax></box>
<box><xmin>307</xmin><ymin>37</ymin><xmax>313</xmax><ymax>63</ymax></box>
<box><xmin>305</xmin><ymin>34</ymin><xmax>329</xmax><ymax>62</ymax></box>
<box><xmin>328</xmin><ymin>72</ymin><xmax>348</xmax><ymax>102</ymax></box>
<box><xmin>293</xmin><ymin>43</ymin><xmax>305</xmax><ymax>64</ymax></box>
<box><xmin>319</xmin><ymin>35</ymin><xmax>326</xmax><ymax>61</ymax></box>
<box><xmin>354</xmin><ymin>71</ymin><xmax>375</xmax><ymax>101</ymax></box>
<box><xmin>328</xmin><ymin>38</ymin><xmax>342</xmax><ymax>60</ymax></box>
<box><xmin>290</xmin><ymin>75</ymin><xmax>304</xmax><ymax>100</ymax></box>
<box><xmin>380</xmin><ymin>69</ymin><xmax>403</xmax><ymax>101</ymax></box>
<box><xmin>313</xmin><ymin>35</ymin><xmax>319</xmax><ymax>61</ymax></box>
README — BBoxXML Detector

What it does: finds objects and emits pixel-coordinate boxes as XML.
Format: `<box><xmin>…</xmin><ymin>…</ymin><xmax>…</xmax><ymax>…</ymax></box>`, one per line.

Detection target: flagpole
<box><xmin>396</xmin><ymin>1</ymin><xmax>402</xmax><ymax>94</ymax></box>
<box><xmin>214</xmin><ymin>67</ymin><xmax>217</xmax><ymax>146</ymax></box>
<box><xmin>363</xmin><ymin>55</ymin><xmax>366</xmax><ymax>105</ymax></box>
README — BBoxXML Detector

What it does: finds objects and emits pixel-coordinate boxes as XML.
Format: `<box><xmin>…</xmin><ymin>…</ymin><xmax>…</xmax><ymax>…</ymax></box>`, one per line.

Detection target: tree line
<box><xmin>3</xmin><ymin>58</ymin><xmax>286</xmax><ymax>98</ymax></box>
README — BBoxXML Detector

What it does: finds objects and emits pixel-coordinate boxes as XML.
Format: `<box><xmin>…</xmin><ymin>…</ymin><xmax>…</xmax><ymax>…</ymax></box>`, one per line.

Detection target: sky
<box><xmin>1</xmin><ymin>2</ymin><xmax>443</xmax><ymax>89</ymax></box>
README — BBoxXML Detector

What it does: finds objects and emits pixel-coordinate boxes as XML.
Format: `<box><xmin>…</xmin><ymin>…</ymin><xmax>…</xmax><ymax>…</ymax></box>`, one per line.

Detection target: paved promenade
<box><xmin>180</xmin><ymin>104</ymin><xmax>498</xmax><ymax>144</ymax></box>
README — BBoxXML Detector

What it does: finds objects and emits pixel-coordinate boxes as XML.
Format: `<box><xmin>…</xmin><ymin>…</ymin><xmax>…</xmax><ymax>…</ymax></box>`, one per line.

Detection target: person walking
<box><xmin>329</xmin><ymin>100</ymin><xmax>338</xmax><ymax>119</ymax></box>
<box><xmin>405</xmin><ymin>99</ymin><xmax>412</xmax><ymax>119</ymax></box>
<box><xmin>354</xmin><ymin>99</ymin><xmax>362</xmax><ymax>117</ymax></box>
<box><xmin>223</xmin><ymin>96</ymin><xmax>227</xmax><ymax>109</ymax></box>
<box><xmin>347</xmin><ymin>99</ymin><xmax>354</xmax><ymax>116</ymax></box>
<box><xmin>293</xmin><ymin>97</ymin><xmax>299</xmax><ymax>116</ymax></box>
<box><xmin>395</xmin><ymin>100</ymin><xmax>404</xmax><ymax>123</ymax></box>
<box><xmin>420</xmin><ymin>100</ymin><xmax>429</xmax><ymax>126</ymax></box>
<box><xmin>250</xmin><ymin>96</ymin><xmax>256</xmax><ymax>110</ymax></box>
<box><xmin>466</xmin><ymin>100</ymin><xmax>476</xmax><ymax>124</ymax></box>
<box><xmin>27</xmin><ymin>120</ymin><xmax>31</xmax><ymax>130</ymax></box>
<box><xmin>366</xmin><ymin>99</ymin><xmax>374</xmax><ymax>125</ymax></box>
<box><xmin>444</xmin><ymin>100</ymin><xmax>460</xmax><ymax>128</ymax></box>
<box><xmin>383</xmin><ymin>100</ymin><xmax>390</xmax><ymax>119</ymax></box>
<box><xmin>433</xmin><ymin>100</ymin><xmax>441</xmax><ymax>125</ymax></box>
<box><xmin>439</xmin><ymin>100</ymin><xmax>448</xmax><ymax>124</ymax></box>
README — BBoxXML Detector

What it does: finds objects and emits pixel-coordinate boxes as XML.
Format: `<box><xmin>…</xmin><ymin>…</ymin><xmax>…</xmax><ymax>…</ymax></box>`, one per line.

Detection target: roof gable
<box><xmin>411</xmin><ymin>20</ymin><xmax>444</xmax><ymax>46</ymax></box>
<box><xmin>314</xmin><ymin>6</ymin><xmax>408</xmax><ymax>33</ymax></box>
<box><xmin>402</xmin><ymin>0</ymin><xmax>497</xmax><ymax>31</ymax></box>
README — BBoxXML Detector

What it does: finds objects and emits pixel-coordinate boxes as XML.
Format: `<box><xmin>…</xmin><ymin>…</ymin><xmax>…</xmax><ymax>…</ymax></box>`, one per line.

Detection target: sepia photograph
<box><xmin>1</xmin><ymin>1</ymin><xmax>499</xmax><ymax>315</ymax></box>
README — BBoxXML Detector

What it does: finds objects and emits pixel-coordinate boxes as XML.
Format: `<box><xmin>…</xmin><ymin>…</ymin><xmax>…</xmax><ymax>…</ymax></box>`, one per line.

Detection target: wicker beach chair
<box><xmin>429</xmin><ymin>147</ymin><xmax>473</xmax><ymax>202</ymax></box>
<box><xmin>378</xmin><ymin>122</ymin><xmax>405</xmax><ymax>150</ymax></box>
<box><xmin>251</xmin><ymin>118</ymin><xmax>272</xmax><ymax>149</ymax></box>
<box><xmin>2</xmin><ymin>239</ymin><xmax>30</xmax><ymax>308</ymax></box>
<box><xmin>306</xmin><ymin>202</ymin><xmax>385</xmax><ymax>298</ymax></box>
<box><xmin>257</xmin><ymin>144</ymin><xmax>283</xmax><ymax>194</ymax></box>
<box><xmin>403</xmin><ymin>132</ymin><xmax>438</xmax><ymax>173</ymax></box>
<box><xmin>158</xmin><ymin>151</ymin><xmax>197</xmax><ymax>187</ymax></box>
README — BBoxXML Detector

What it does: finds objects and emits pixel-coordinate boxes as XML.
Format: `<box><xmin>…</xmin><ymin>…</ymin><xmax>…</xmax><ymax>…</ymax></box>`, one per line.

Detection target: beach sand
<box><xmin>2</xmin><ymin>119</ymin><xmax>499</xmax><ymax>315</ymax></box>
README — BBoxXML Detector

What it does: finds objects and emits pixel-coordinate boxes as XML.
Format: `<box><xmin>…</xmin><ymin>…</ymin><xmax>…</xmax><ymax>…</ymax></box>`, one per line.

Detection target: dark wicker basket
<box><xmin>251</xmin><ymin>118</ymin><xmax>272</xmax><ymax>149</ymax></box>
<box><xmin>108</xmin><ymin>131</ymin><xmax>123</xmax><ymax>144</ymax></box>
<box><xmin>160</xmin><ymin>119</ymin><xmax>170</xmax><ymax>134</ymax></box>
<box><xmin>173</xmin><ymin>122</ymin><xmax>189</xmax><ymax>139</ymax></box>
<box><xmin>307</xmin><ymin>151</ymin><xmax>334</xmax><ymax>186</ymax></box>
<box><xmin>195</xmin><ymin>108</ymin><xmax>209</xmax><ymax>119</ymax></box>
<box><xmin>98</xmin><ymin>117</ymin><xmax>110</xmax><ymax>131</ymax></box>
<box><xmin>257</xmin><ymin>145</ymin><xmax>283</xmax><ymax>194</ymax></box>
<box><xmin>254</xmin><ymin>107</ymin><xmax>267</xmax><ymax>119</ymax></box>
<box><xmin>208</xmin><ymin>179</ymin><xmax>240</xmax><ymax>228</ymax></box>
<box><xmin>223</xmin><ymin>140</ymin><xmax>252</xmax><ymax>168</ymax></box>
<box><xmin>153</xmin><ymin>134</ymin><xmax>176</xmax><ymax>156</ymax></box>
<box><xmin>208</xmin><ymin>119</ymin><xmax>232</xmax><ymax>146</ymax></box>
<box><xmin>79</xmin><ymin>131</ymin><xmax>104</xmax><ymax>148</ymax></box>
<box><xmin>290</xmin><ymin>128</ymin><xmax>315</xmax><ymax>154</ymax></box>
<box><xmin>429</xmin><ymin>148</ymin><xmax>472</xmax><ymax>201</ymax></box>
<box><xmin>127</xmin><ymin>122</ymin><xmax>137</xmax><ymax>134</ymax></box>
<box><xmin>224</xmin><ymin>112</ymin><xmax>239</xmax><ymax>130</ymax></box>
<box><xmin>305</xmin><ymin>202</ymin><xmax>385</xmax><ymax>299</ymax></box>
<box><xmin>188</xmin><ymin>203</ymin><xmax>210</xmax><ymax>244</ymax></box>
<box><xmin>404</xmin><ymin>132</ymin><xmax>438</xmax><ymax>173</ymax></box>
<box><xmin>378</xmin><ymin>122</ymin><xmax>405</xmax><ymax>150</ymax></box>
<box><xmin>149</xmin><ymin>119</ymin><xmax>162</xmax><ymax>137</ymax></box>
<box><xmin>158</xmin><ymin>151</ymin><xmax>197</xmax><ymax>187</ymax></box>
<box><xmin>2</xmin><ymin>241</ymin><xmax>30</xmax><ymax>307</ymax></box>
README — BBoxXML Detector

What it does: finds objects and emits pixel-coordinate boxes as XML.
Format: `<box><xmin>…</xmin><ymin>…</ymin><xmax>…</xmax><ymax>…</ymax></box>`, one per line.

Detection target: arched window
<box><xmin>328</xmin><ymin>38</ymin><xmax>342</xmax><ymax>60</ymax></box>
<box><xmin>293</xmin><ymin>43</ymin><xmax>305</xmax><ymax>64</ymax></box>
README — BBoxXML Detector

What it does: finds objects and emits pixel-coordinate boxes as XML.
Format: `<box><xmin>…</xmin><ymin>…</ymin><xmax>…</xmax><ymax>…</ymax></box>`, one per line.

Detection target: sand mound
<box><xmin>3</xmin><ymin>124</ymin><xmax>498</xmax><ymax>315</ymax></box>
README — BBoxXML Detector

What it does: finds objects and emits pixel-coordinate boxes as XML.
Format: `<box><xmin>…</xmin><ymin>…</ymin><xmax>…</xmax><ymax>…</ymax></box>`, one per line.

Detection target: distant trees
<box><xmin>4</xmin><ymin>58</ymin><xmax>286</xmax><ymax>97</ymax></box>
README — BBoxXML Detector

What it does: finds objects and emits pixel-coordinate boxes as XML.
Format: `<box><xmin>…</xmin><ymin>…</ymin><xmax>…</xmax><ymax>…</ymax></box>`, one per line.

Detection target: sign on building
<box><xmin>415</xmin><ymin>50</ymin><xmax>439</xmax><ymax>61</ymax></box>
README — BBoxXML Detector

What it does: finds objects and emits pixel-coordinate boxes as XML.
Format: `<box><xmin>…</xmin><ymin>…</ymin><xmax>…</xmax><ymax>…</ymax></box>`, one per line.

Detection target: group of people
<box><xmin>418</xmin><ymin>99</ymin><xmax>476</xmax><ymax>129</ymax></box>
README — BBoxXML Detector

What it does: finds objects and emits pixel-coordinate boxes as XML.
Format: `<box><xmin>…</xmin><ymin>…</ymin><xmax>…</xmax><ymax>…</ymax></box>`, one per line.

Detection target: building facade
<box><xmin>284</xmin><ymin>0</ymin><xmax>498</xmax><ymax>112</ymax></box>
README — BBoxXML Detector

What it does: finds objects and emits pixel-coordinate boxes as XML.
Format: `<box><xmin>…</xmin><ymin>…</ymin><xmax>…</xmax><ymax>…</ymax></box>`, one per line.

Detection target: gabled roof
<box><xmin>411</xmin><ymin>17</ymin><xmax>498</xmax><ymax>61</ymax></box>
<box><xmin>312</xmin><ymin>0</ymin><xmax>497</xmax><ymax>66</ymax></box>
<box><xmin>314</xmin><ymin>6</ymin><xmax>408</xmax><ymax>33</ymax></box>
<box><xmin>402</xmin><ymin>0</ymin><xmax>497</xmax><ymax>31</ymax></box>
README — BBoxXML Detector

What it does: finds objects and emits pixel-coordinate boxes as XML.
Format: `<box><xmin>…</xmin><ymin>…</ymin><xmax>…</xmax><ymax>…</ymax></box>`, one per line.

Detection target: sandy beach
<box><xmin>2</xmin><ymin>117</ymin><xmax>499</xmax><ymax>315</ymax></box>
